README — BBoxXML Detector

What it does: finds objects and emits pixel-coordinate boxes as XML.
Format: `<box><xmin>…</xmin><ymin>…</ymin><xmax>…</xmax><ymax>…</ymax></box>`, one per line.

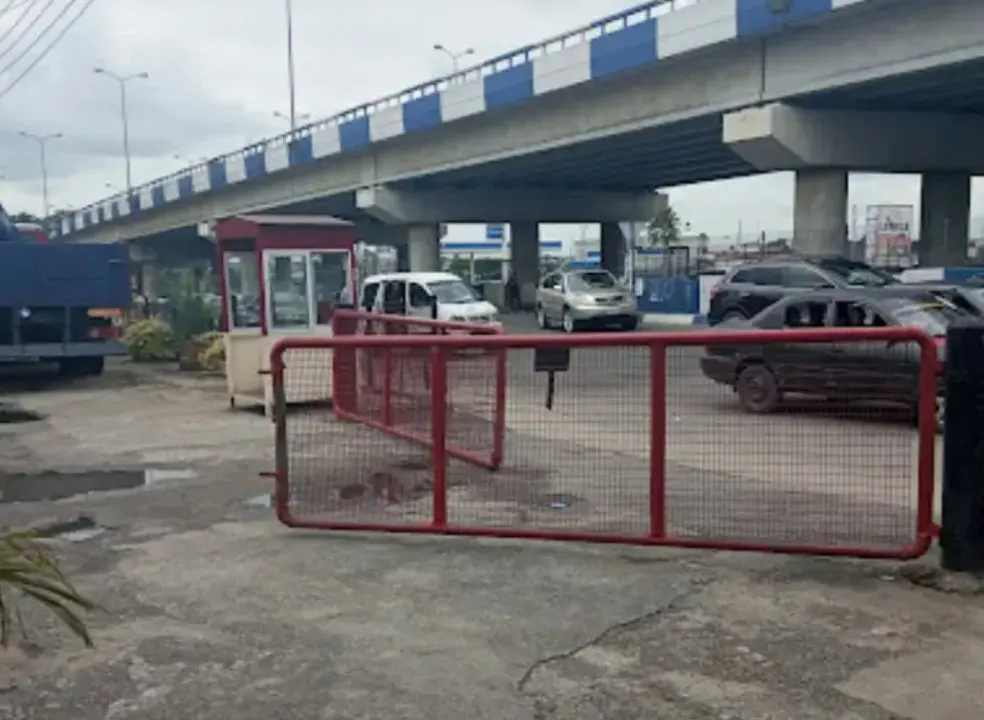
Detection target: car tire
<box><xmin>562</xmin><ymin>309</ymin><xmax>577</xmax><ymax>334</ymax></box>
<box><xmin>536</xmin><ymin>306</ymin><xmax>549</xmax><ymax>329</ymax></box>
<box><xmin>722</xmin><ymin>309</ymin><xmax>748</xmax><ymax>322</ymax></box>
<box><xmin>621</xmin><ymin>316</ymin><xmax>639</xmax><ymax>331</ymax></box>
<box><xmin>736</xmin><ymin>363</ymin><xmax>780</xmax><ymax>414</ymax></box>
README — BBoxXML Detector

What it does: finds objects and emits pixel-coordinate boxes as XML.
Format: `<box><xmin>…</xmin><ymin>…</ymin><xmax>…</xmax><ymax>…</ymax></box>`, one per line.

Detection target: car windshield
<box><xmin>567</xmin><ymin>271</ymin><xmax>617</xmax><ymax>292</ymax></box>
<box><xmin>428</xmin><ymin>279</ymin><xmax>477</xmax><ymax>304</ymax></box>
<box><xmin>881</xmin><ymin>296</ymin><xmax>967</xmax><ymax>336</ymax></box>
<box><xmin>817</xmin><ymin>259</ymin><xmax>897</xmax><ymax>287</ymax></box>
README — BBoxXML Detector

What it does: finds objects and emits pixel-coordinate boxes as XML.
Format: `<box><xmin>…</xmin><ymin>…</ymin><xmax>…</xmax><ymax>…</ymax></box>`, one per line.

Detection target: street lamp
<box><xmin>284</xmin><ymin>0</ymin><xmax>298</xmax><ymax>130</ymax></box>
<box><xmin>18</xmin><ymin>131</ymin><xmax>61</xmax><ymax>218</ymax></box>
<box><xmin>274</xmin><ymin>110</ymin><xmax>309</xmax><ymax>126</ymax></box>
<box><xmin>433</xmin><ymin>43</ymin><xmax>474</xmax><ymax>73</ymax></box>
<box><xmin>93</xmin><ymin>67</ymin><xmax>149</xmax><ymax>195</ymax></box>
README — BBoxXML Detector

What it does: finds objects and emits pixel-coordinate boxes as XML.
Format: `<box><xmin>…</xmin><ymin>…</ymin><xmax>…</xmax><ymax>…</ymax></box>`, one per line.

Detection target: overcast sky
<box><xmin>0</xmin><ymin>0</ymin><xmax>981</xmax><ymax>237</ymax></box>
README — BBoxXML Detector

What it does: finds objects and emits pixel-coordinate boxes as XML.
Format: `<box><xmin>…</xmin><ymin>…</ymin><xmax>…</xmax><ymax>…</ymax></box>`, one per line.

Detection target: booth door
<box><xmin>311</xmin><ymin>250</ymin><xmax>354</xmax><ymax>318</ymax></box>
<box><xmin>264</xmin><ymin>251</ymin><xmax>312</xmax><ymax>332</ymax></box>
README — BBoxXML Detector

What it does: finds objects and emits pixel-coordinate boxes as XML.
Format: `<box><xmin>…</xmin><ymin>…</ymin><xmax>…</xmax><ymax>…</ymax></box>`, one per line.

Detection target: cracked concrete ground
<box><xmin>0</xmin><ymin>358</ymin><xmax>978</xmax><ymax>719</ymax></box>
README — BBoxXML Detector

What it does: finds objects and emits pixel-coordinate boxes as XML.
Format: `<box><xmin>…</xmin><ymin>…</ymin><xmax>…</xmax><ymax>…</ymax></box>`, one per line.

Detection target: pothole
<box><xmin>0</xmin><ymin>467</ymin><xmax>199</xmax><ymax>503</ymax></box>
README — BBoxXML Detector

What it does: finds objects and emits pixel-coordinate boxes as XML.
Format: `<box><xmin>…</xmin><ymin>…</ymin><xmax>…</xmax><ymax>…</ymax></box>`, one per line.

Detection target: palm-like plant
<box><xmin>0</xmin><ymin>532</ymin><xmax>96</xmax><ymax>647</ymax></box>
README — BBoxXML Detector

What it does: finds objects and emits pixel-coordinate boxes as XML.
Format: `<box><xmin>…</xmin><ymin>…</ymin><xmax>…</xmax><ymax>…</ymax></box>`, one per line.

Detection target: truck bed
<box><xmin>0</xmin><ymin>243</ymin><xmax>130</xmax><ymax>308</ymax></box>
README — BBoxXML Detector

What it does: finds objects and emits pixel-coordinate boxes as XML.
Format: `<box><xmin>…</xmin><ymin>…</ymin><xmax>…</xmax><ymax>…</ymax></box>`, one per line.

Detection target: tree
<box><xmin>9</xmin><ymin>212</ymin><xmax>41</xmax><ymax>224</ymax></box>
<box><xmin>645</xmin><ymin>206</ymin><xmax>683</xmax><ymax>250</ymax></box>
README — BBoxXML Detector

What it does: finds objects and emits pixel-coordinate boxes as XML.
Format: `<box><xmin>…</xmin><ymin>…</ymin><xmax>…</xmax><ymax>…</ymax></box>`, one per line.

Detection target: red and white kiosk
<box><xmin>215</xmin><ymin>214</ymin><xmax>357</xmax><ymax>416</ymax></box>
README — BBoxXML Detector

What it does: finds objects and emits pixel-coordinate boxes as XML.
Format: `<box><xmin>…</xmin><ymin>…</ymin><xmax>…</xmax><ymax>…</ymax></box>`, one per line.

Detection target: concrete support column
<box><xmin>919</xmin><ymin>172</ymin><xmax>971</xmax><ymax>267</ymax></box>
<box><xmin>793</xmin><ymin>168</ymin><xmax>848</xmax><ymax>256</ymax></box>
<box><xmin>600</xmin><ymin>222</ymin><xmax>627</xmax><ymax>278</ymax></box>
<box><xmin>406</xmin><ymin>224</ymin><xmax>441</xmax><ymax>272</ymax></box>
<box><xmin>509</xmin><ymin>222</ymin><xmax>540</xmax><ymax>310</ymax></box>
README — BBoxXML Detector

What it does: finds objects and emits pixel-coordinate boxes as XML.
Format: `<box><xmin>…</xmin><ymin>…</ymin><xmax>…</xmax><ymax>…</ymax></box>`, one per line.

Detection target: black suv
<box><xmin>707</xmin><ymin>256</ymin><xmax>898</xmax><ymax>325</ymax></box>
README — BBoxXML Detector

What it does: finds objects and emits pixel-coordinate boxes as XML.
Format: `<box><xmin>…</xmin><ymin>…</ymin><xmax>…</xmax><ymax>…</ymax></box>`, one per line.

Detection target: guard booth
<box><xmin>216</xmin><ymin>214</ymin><xmax>356</xmax><ymax>416</ymax></box>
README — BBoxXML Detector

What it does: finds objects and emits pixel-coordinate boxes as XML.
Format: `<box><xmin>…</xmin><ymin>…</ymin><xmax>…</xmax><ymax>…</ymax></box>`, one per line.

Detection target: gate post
<box><xmin>940</xmin><ymin>319</ymin><xmax>984</xmax><ymax>572</ymax></box>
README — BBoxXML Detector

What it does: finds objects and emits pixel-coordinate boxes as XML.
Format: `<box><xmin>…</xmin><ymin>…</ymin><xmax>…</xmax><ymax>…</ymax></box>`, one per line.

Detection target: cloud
<box><xmin>0</xmin><ymin>0</ymin><xmax>980</xmax><ymax>238</ymax></box>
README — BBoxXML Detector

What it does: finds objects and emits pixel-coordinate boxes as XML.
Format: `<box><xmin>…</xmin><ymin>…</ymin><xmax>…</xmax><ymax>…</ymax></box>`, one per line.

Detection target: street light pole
<box><xmin>93</xmin><ymin>67</ymin><xmax>148</xmax><ymax>195</ymax></box>
<box><xmin>285</xmin><ymin>0</ymin><xmax>297</xmax><ymax>130</ymax></box>
<box><xmin>18</xmin><ymin>131</ymin><xmax>61</xmax><ymax>218</ymax></box>
<box><xmin>433</xmin><ymin>43</ymin><xmax>474</xmax><ymax>73</ymax></box>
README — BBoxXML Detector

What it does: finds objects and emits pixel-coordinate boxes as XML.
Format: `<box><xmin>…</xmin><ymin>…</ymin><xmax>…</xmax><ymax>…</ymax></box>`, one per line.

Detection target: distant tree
<box><xmin>645</xmin><ymin>206</ymin><xmax>681</xmax><ymax>250</ymax></box>
<box><xmin>9</xmin><ymin>212</ymin><xmax>41</xmax><ymax>224</ymax></box>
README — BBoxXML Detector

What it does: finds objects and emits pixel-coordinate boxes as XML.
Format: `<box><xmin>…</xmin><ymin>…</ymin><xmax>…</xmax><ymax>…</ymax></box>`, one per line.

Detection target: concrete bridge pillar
<box><xmin>919</xmin><ymin>172</ymin><xmax>971</xmax><ymax>267</ymax></box>
<box><xmin>600</xmin><ymin>223</ymin><xmax>628</xmax><ymax>278</ymax></box>
<box><xmin>406</xmin><ymin>224</ymin><xmax>441</xmax><ymax>272</ymax></box>
<box><xmin>793</xmin><ymin>168</ymin><xmax>848</xmax><ymax>256</ymax></box>
<box><xmin>509</xmin><ymin>222</ymin><xmax>540</xmax><ymax>309</ymax></box>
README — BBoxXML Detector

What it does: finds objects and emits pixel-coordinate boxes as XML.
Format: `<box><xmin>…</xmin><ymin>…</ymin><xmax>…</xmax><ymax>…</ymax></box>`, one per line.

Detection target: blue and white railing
<box><xmin>59</xmin><ymin>0</ymin><xmax>863</xmax><ymax>237</ymax></box>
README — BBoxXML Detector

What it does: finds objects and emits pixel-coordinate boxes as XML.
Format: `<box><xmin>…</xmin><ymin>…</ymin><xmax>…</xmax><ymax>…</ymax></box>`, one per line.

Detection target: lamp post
<box><xmin>274</xmin><ymin>110</ymin><xmax>309</xmax><ymax>126</ymax></box>
<box><xmin>18</xmin><ymin>131</ymin><xmax>61</xmax><ymax>218</ymax></box>
<box><xmin>93</xmin><ymin>67</ymin><xmax>148</xmax><ymax>195</ymax></box>
<box><xmin>285</xmin><ymin>0</ymin><xmax>297</xmax><ymax>130</ymax></box>
<box><xmin>433</xmin><ymin>43</ymin><xmax>474</xmax><ymax>73</ymax></box>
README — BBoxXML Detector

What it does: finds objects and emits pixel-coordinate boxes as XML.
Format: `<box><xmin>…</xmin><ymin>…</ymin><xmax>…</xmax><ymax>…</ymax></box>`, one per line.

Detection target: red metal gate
<box><xmin>270</xmin><ymin>326</ymin><xmax>939</xmax><ymax>559</ymax></box>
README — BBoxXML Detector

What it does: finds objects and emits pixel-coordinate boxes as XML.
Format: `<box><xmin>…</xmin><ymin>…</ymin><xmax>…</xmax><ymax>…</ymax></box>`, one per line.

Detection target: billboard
<box><xmin>865</xmin><ymin>204</ymin><xmax>914</xmax><ymax>266</ymax></box>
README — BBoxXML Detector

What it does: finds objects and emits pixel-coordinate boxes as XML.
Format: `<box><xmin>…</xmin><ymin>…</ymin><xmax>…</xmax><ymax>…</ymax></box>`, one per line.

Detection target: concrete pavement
<box><xmin>0</xmin><ymin>361</ymin><xmax>975</xmax><ymax>719</ymax></box>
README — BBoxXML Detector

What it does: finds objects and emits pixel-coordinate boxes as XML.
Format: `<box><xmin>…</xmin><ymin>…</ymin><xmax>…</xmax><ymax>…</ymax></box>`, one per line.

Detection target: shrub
<box><xmin>0</xmin><ymin>531</ymin><xmax>96</xmax><ymax>647</ymax></box>
<box><xmin>122</xmin><ymin>317</ymin><xmax>177</xmax><ymax>362</ymax></box>
<box><xmin>197</xmin><ymin>332</ymin><xmax>226</xmax><ymax>372</ymax></box>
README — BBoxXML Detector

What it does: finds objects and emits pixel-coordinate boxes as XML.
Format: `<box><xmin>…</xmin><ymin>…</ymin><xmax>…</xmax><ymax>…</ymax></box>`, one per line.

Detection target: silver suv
<box><xmin>535</xmin><ymin>268</ymin><xmax>638</xmax><ymax>332</ymax></box>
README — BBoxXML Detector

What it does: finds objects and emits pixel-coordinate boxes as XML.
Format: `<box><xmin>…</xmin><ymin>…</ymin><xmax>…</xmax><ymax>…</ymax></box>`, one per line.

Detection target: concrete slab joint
<box><xmin>723</xmin><ymin>103</ymin><xmax>984</xmax><ymax>173</ymax></box>
<box><xmin>356</xmin><ymin>185</ymin><xmax>668</xmax><ymax>224</ymax></box>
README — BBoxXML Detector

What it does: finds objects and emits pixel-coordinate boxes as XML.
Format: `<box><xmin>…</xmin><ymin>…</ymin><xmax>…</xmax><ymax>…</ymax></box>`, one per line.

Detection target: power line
<box><xmin>0</xmin><ymin>0</ymin><xmax>56</xmax><ymax>66</ymax></box>
<box><xmin>0</xmin><ymin>0</ymin><xmax>94</xmax><ymax>101</ymax></box>
<box><xmin>0</xmin><ymin>0</ymin><xmax>74</xmax><ymax>74</ymax></box>
<box><xmin>0</xmin><ymin>0</ymin><xmax>38</xmax><ymax>52</ymax></box>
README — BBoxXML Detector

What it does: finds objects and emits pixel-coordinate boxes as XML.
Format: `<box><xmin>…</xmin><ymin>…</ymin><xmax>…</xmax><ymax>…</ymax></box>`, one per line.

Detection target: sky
<box><xmin>0</xmin><ymin>0</ymin><xmax>982</xmax><ymax>239</ymax></box>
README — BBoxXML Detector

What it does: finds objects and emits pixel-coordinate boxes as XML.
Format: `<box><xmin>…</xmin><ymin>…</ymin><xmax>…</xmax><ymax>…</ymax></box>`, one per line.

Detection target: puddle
<box><xmin>0</xmin><ymin>468</ymin><xmax>199</xmax><ymax>503</ymax></box>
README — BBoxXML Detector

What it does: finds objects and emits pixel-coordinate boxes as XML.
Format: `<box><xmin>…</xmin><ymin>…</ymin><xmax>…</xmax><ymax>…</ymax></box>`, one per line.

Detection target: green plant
<box><xmin>0</xmin><ymin>531</ymin><xmax>96</xmax><ymax>647</ymax></box>
<box><xmin>196</xmin><ymin>331</ymin><xmax>226</xmax><ymax>372</ymax></box>
<box><xmin>123</xmin><ymin>317</ymin><xmax>177</xmax><ymax>362</ymax></box>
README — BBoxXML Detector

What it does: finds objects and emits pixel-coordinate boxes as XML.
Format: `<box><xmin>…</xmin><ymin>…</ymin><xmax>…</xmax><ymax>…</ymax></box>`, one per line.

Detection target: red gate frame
<box><xmin>270</xmin><ymin>326</ymin><xmax>939</xmax><ymax>560</ymax></box>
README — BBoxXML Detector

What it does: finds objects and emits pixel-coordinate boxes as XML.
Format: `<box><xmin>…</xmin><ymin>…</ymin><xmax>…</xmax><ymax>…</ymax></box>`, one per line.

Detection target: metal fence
<box><xmin>270</xmin><ymin>326</ymin><xmax>938</xmax><ymax>559</ymax></box>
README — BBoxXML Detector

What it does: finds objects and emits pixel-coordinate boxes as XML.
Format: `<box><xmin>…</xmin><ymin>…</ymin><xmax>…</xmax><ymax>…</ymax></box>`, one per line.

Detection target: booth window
<box><xmin>224</xmin><ymin>250</ymin><xmax>261</xmax><ymax>329</ymax></box>
<box><xmin>312</xmin><ymin>251</ymin><xmax>352</xmax><ymax>320</ymax></box>
<box><xmin>267</xmin><ymin>253</ymin><xmax>311</xmax><ymax>329</ymax></box>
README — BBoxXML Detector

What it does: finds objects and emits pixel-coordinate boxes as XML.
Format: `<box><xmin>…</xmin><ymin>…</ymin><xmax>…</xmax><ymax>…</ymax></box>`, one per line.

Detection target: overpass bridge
<box><xmin>58</xmin><ymin>0</ymin><xmax>984</xmax><ymax>295</ymax></box>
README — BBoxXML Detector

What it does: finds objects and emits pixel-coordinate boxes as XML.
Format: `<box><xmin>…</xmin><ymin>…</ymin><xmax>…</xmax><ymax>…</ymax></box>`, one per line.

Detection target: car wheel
<box><xmin>621</xmin><ymin>316</ymin><xmax>639</xmax><ymax>331</ymax></box>
<box><xmin>736</xmin><ymin>363</ymin><xmax>780</xmax><ymax>413</ymax></box>
<box><xmin>536</xmin><ymin>306</ymin><xmax>549</xmax><ymax>329</ymax></box>
<box><xmin>722</xmin><ymin>309</ymin><xmax>747</xmax><ymax>322</ymax></box>
<box><xmin>562</xmin><ymin>310</ymin><xmax>577</xmax><ymax>334</ymax></box>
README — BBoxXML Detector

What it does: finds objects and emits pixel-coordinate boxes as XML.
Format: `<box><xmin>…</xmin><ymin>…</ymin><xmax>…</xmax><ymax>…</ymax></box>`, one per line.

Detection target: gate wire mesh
<box><xmin>272</xmin><ymin>327</ymin><xmax>938</xmax><ymax>559</ymax></box>
<box><xmin>280</xmin><ymin>311</ymin><xmax>503</xmax><ymax>518</ymax></box>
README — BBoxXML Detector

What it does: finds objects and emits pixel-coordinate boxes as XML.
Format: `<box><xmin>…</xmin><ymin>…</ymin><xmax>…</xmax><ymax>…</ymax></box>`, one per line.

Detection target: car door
<box><xmin>758</xmin><ymin>298</ymin><xmax>838</xmax><ymax>396</ymax></box>
<box><xmin>406</xmin><ymin>281</ymin><xmax>435</xmax><ymax>321</ymax></box>
<box><xmin>740</xmin><ymin>266</ymin><xmax>787</xmax><ymax>318</ymax></box>
<box><xmin>827</xmin><ymin>300</ymin><xmax>919</xmax><ymax>404</ymax></box>
<box><xmin>539</xmin><ymin>273</ymin><xmax>561</xmax><ymax>320</ymax></box>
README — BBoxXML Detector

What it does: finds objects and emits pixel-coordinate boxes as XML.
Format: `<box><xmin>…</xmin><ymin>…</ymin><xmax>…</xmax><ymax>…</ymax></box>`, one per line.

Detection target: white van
<box><xmin>360</xmin><ymin>272</ymin><xmax>499</xmax><ymax>323</ymax></box>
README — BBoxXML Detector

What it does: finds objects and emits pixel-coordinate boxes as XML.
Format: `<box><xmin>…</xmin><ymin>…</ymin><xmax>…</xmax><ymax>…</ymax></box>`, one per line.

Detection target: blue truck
<box><xmin>0</xmin><ymin>203</ymin><xmax>130</xmax><ymax>377</ymax></box>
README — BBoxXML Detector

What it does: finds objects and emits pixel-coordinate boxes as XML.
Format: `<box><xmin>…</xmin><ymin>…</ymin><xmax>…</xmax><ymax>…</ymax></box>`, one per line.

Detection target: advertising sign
<box><xmin>865</xmin><ymin>204</ymin><xmax>914</xmax><ymax>266</ymax></box>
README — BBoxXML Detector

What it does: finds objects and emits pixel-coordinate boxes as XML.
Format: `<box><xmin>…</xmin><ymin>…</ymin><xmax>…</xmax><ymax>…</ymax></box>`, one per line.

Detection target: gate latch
<box><xmin>533</xmin><ymin>347</ymin><xmax>570</xmax><ymax>410</ymax></box>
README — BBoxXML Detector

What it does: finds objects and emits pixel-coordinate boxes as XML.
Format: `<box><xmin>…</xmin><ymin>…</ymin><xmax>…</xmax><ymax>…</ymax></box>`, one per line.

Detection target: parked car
<box><xmin>699</xmin><ymin>287</ymin><xmax>963</xmax><ymax>429</ymax></box>
<box><xmin>535</xmin><ymin>268</ymin><xmax>637</xmax><ymax>332</ymax></box>
<box><xmin>360</xmin><ymin>271</ymin><xmax>498</xmax><ymax>323</ymax></box>
<box><xmin>707</xmin><ymin>256</ymin><xmax>898</xmax><ymax>325</ymax></box>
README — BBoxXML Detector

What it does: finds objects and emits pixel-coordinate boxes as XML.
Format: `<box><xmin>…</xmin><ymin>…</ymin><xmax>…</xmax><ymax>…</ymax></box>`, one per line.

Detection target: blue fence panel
<box><xmin>634</xmin><ymin>275</ymin><xmax>699</xmax><ymax>314</ymax></box>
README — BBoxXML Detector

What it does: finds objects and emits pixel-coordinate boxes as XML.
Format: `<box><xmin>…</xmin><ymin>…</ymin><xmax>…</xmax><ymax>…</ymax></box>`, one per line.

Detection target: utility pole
<box><xmin>18</xmin><ymin>131</ymin><xmax>61</xmax><ymax>218</ymax></box>
<box><xmin>93</xmin><ymin>67</ymin><xmax>149</xmax><ymax>195</ymax></box>
<box><xmin>285</xmin><ymin>0</ymin><xmax>297</xmax><ymax>130</ymax></box>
